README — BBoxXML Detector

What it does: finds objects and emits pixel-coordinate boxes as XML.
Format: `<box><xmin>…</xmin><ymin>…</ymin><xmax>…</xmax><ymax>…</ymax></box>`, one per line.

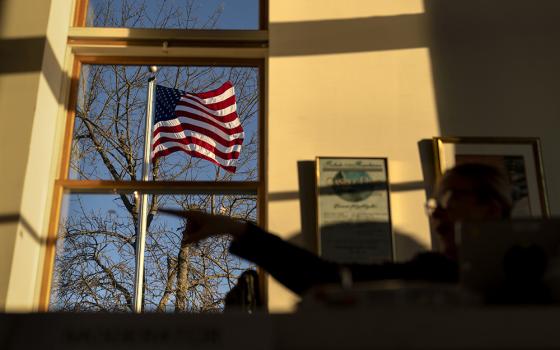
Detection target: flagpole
<box><xmin>133</xmin><ymin>65</ymin><xmax>157</xmax><ymax>313</ymax></box>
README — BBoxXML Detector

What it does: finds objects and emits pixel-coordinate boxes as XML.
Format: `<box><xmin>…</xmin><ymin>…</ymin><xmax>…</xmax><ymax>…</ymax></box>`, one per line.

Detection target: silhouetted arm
<box><xmin>229</xmin><ymin>223</ymin><xmax>458</xmax><ymax>295</ymax></box>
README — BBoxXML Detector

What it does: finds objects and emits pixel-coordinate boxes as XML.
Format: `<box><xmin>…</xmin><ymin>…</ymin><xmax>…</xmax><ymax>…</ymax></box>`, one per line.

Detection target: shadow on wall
<box><xmin>425</xmin><ymin>0</ymin><xmax>559</xmax><ymax>213</ymax></box>
<box><xmin>0</xmin><ymin>0</ymin><xmax>67</xmax><ymax>102</ymax></box>
<box><xmin>269</xmin><ymin>14</ymin><xmax>428</xmax><ymax>57</ymax></box>
<box><xmin>0</xmin><ymin>37</ymin><xmax>65</xmax><ymax>102</ymax></box>
<box><xmin>425</xmin><ymin>0</ymin><xmax>560</xmax><ymax>137</ymax></box>
<box><xmin>0</xmin><ymin>214</ymin><xmax>56</xmax><ymax>246</ymax></box>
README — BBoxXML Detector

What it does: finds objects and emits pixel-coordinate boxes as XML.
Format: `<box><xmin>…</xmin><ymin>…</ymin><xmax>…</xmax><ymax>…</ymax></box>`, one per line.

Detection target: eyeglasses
<box><xmin>424</xmin><ymin>198</ymin><xmax>441</xmax><ymax>217</ymax></box>
<box><xmin>424</xmin><ymin>189</ymin><xmax>479</xmax><ymax>217</ymax></box>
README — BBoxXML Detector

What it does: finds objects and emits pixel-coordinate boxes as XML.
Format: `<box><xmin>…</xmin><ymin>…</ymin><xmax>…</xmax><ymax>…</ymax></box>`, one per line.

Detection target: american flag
<box><xmin>152</xmin><ymin>82</ymin><xmax>244</xmax><ymax>173</ymax></box>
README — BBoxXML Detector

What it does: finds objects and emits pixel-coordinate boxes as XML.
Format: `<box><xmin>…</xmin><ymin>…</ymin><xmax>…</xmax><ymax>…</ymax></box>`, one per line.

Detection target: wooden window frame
<box><xmin>39</xmin><ymin>1</ymin><xmax>268</xmax><ymax>311</ymax></box>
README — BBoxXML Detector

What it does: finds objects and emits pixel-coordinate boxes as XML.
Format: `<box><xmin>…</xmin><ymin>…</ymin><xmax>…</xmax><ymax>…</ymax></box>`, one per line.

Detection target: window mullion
<box><xmin>57</xmin><ymin>179</ymin><xmax>260</xmax><ymax>194</ymax></box>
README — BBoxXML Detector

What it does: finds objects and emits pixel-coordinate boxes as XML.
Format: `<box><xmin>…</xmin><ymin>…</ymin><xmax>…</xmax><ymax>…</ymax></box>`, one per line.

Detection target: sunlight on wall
<box><xmin>271</xmin><ymin>0</ymin><xmax>425</xmax><ymax>22</ymax></box>
<box><xmin>1</xmin><ymin>0</ymin><xmax>72</xmax><ymax>311</ymax></box>
<box><xmin>267</xmin><ymin>0</ymin><xmax>440</xmax><ymax>311</ymax></box>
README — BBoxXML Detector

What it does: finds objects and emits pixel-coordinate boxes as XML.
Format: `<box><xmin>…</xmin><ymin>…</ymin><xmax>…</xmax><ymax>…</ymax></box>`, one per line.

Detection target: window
<box><xmin>69</xmin><ymin>64</ymin><xmax>260</xmax><ymax>182</ymax></box>
<box><xmin>41</xmin><ymin>0</ymin><xmax>267</xmax><ymax>312</ymax></box>
<box><xmin>50</xmin><ymin>193</ymin><xmax>258</xmax><ymax>312</ymax></box>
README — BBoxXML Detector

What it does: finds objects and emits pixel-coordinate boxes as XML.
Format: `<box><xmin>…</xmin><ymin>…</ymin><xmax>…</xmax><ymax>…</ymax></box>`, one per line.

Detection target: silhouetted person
<box><xmin>224</xmin><ymin>269</ymin><xmax>263</xmax><ymax>312</ymax></box>
<box><xmin>161</xmin><ymin>163</ymin><xmax>512</xmax><ymax>296</ymax></box>
<box><xmin>427</xmin><ymin>162</ymin><xmax>513</xmax><ymax>260</ymax></box>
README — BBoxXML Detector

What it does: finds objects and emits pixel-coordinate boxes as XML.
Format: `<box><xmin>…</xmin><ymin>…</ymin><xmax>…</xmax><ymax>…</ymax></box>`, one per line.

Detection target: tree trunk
<box><xmin>175</xmin><ymin>237</ymin><xmax>190</xmax><ymax>312</ymax></box>
<box><xmin>157</xmin><ymin>257</ymin><xmax>177</xmax><ymax>312</ymax></box>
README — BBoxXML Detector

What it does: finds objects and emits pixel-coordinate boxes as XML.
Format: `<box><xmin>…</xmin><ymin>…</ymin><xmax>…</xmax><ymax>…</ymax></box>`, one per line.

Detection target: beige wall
<box><xmin>267</xmin><ymin>0</ymin><xmax>438</xmax><ymax>311</ymax></box>
<box><xmin>266</xmin><ymin>0</ymin><xmax>560</xmax><ymax>311</ymax></box>
<box><xmin>0</xmin><ymin>0</ymin><xmax>72</xmax><ymax>311</ymax></box>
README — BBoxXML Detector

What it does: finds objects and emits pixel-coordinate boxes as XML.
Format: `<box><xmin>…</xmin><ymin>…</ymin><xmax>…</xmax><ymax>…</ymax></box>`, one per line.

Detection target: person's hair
<box><xmin>439</xmin><ymin>162</ymin><xmax>513</xmax><ymax>218</ymax></box>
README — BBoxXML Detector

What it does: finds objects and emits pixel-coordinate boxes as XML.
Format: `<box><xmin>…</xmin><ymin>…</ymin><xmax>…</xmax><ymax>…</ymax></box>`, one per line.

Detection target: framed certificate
<box><xmin>433</xmin><ymin>137</ymin><xmax>549</xmax><ymax>217</ymax></box>
<box><xmin>316</xmin><ymin>157</ymin><xmax>393</xmax><ymax>264</ymax></box>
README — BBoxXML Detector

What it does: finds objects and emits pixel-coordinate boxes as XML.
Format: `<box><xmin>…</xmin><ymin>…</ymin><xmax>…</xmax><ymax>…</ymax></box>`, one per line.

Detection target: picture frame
<box><xmin>315</xmin><ymin>157</ymin><xmax>393</xmax><ymax>264</ymax></box>
<box><xmin>432</xmin><ymin>137</ymin><xmax>549</xmax><ymax>217</ymax></box>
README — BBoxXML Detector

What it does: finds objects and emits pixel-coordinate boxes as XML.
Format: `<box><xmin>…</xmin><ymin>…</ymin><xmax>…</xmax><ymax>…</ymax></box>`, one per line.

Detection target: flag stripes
<box><xmin>152</xmin><ymin>82</ymin><xmax>244</xmax><ymax>173</ymax></box>
<box><xmin>176</xmin><ymin>97</ymin><xmax>239</xmax><ymax>119</ymax></box>
<box><xmin>153</xmin><ymin>122</ymin><xmax>244</xmax><ymax>147</ymax></box>
<box><xmin>154</xmin><ymin>137</ymin><xmax>240</xmax><ymax>160</ymax></box>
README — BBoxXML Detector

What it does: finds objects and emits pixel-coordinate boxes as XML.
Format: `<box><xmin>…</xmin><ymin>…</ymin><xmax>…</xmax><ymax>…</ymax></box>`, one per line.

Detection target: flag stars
<box><xmin>155</xmin><ymin>85</ymin><xmax>185</xmax><ymax>123</ymax></box>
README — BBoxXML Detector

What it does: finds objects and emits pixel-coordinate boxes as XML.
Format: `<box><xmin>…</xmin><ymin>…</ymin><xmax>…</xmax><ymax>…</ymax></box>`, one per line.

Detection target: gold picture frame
<box><xmin>315</xmin><ymin>157</ymin><xmax>394</xmax><ymax>264</ymax></box>
<box><xmin>433</xmin><ymin>137</ymin><xmax>549</xmax><ymax>217</ymax></box>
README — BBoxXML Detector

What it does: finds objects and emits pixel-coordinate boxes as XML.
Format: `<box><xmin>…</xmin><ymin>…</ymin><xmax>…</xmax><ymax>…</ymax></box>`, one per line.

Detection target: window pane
<box><xmin>70</xmin><ymin>64</ymin><xmax>260</xmax><ymax>181</ymax></box>
<box><xmin>85</xmin><ymin>0</ymin><xmax>260</xmax><ymax>30</ymax></box>
<box><xmin>144</xmin><ymin>194</ymin><xmax>257</xmax><ymax>312</ymax></box>
<box><xmin>49</xmin><ymin>193</ymin><xmax>257</xmax><ymax>312</ymax></box>
<box><xmin>49</xmin><ymin>193</ymin><xmax>137</xmax><ymax>311</ymax></box>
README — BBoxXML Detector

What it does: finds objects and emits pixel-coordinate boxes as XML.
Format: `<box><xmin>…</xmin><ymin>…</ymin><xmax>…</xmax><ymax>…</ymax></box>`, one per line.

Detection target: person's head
<box><xmin>427</xmin><ymin>162</ymin><xmax>513</xmax><ymax>259</ymax></box>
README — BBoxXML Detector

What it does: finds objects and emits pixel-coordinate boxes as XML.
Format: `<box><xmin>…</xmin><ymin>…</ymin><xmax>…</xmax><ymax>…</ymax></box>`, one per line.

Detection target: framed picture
<box><xmin>433</xmin><ymin>137</ymin><xmax>549</xmax><ymax>217</ymax></box>
<box><xmin>315</xmin><ymin>157</ymin><xmax>393</xmax><ymax>264</ymax></box>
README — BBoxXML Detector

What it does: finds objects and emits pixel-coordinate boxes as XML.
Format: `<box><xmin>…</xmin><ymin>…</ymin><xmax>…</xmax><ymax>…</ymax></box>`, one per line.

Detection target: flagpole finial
<box><xmin>149</xmin><ymin>65</ymin><xmax>158</xmax><ymax>73</ymax></box>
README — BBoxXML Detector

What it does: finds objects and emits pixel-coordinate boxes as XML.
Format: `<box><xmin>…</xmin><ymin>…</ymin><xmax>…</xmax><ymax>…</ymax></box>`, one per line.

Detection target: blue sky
<box><xmin>87</xmin><ymin>0</ymin><xmax>260</xmax><ymax>29</ymax></box>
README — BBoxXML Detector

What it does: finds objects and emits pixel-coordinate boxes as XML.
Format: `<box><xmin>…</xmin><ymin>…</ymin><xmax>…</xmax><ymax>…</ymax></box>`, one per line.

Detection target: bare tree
<box><xmin>50</xmin><ymin>0</ymin><xmax>259</xmax><ymax>312</ymax></box>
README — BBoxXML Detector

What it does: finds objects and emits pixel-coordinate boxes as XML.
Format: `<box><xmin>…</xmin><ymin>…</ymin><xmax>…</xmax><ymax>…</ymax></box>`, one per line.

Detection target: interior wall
<box><xmin>426</xmin><ymin>0</ymin><xmax>560</xmax><ymax>216</ymax></box>
<box><xmin>0</xmin><ymin>0</ymin><xmax>51</xmax><ymax>311</ymax></box>
<box><xmin>267</xmin><ymin>0</ymin><xmax>560</xmax><ymax>312</ymax></box>
<box><xmin>267</xmin><ymin>0</ymin><xmax>439</xmax><ymax>311</ymax></box>
<box><xmin>0</xmin><ymin>0</ymin><xmax>72</xmax><ymax>311</ymax></box>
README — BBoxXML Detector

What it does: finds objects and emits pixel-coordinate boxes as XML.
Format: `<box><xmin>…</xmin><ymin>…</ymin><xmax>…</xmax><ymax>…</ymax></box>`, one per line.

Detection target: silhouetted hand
<box><xmin>158</xmin><ymin>208</ymin><xmax>248</xmax><ymax>244</ymax></box>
